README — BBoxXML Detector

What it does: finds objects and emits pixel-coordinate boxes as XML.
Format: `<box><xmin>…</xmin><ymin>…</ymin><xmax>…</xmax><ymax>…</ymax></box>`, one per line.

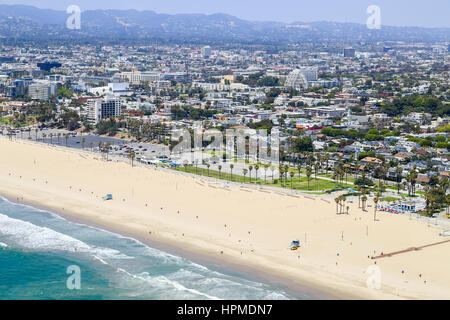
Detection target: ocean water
<box><xmin>0</xmin><ymin>196</ymin><xmax>298</xmax><ymax>300</ymax></box>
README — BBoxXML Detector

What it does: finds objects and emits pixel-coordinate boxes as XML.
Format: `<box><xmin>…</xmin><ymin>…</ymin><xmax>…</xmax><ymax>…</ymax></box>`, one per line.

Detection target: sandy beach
<box><xmin>1</xmin><ymin>136</ymin><xmax>449</xmax><ymax>300</ymax></box>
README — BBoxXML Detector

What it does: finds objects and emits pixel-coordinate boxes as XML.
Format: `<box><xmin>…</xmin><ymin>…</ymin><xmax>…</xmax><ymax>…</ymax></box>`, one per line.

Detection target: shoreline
<box><xmin>1</xmin><ymin>137</ymin><xmax>449</xmax><ymax>300</ymax></box>
<box><xmin>0</xmin><ymin>192</ymin><xmax>344</xmax><ymax>300</ymax></box>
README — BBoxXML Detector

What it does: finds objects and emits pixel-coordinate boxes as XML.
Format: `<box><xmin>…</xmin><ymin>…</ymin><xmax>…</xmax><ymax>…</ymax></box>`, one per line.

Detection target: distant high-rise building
<box><xmin>87</xmin><ymin>97</ymin><xmax>122</xmax><ymax>124</ymax></box>
<box><xmin>28</xmin><ymin>81</ymin><xmax>56</xmax><ymax>101</ymax></box>
<box><xmin>201</xmin><ymin>46</ymin><xmax>212</xmax><ymax>58</ymax></box>
<box><xmin>114</xmin><ymin>71</ymin><xmax>160</xmax><ymax>84</ymax></box>
<box><xmin>343</xmin><ymin>48</ymin><xmax>356</xmax><ymax>58</ymax></box>
<box><xmin>5</xmin><ymin>79</ymin><xmax>27</xmax><ymax>98</ymax></box>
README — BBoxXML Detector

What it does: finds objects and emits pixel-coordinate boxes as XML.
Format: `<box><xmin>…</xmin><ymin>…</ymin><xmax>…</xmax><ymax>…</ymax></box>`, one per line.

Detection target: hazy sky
<box><xmin>1</xmin><ymin>0</ymin><xmax>449</xmax><ymax>28</ymax></box>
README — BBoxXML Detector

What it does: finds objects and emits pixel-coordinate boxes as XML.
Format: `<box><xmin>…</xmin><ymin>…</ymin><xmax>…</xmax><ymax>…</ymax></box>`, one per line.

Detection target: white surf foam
<box><xmin>0</xmin><ymin>213</ymin><xmax>131</xmax><ymax>260</ymax></box>
<box><xmin>167</xmin><ymin>268</ymin><xmax>289</xmax><ymax>300</ymax></box>
<box><xmin>0</xmin><ymin>198</ymin><xmax>291</xmax><ymax>300</ymax></box>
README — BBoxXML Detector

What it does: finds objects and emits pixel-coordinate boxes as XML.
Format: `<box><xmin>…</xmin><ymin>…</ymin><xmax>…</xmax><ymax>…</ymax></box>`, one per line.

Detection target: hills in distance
<box><xmin>0</xmin><ymin>4</ymin><xmax>449</xmax><ymax>45</ymax></box>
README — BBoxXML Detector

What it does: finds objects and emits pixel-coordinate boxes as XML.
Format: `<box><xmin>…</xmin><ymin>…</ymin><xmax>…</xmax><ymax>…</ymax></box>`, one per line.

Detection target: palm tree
<box><xmin>361</xmin><ymin>193</ymin><xmax>368</xmax><ymax>211</ymax></box>
<box><xmin>439</xmin><ymin>177</ymin><xmax>449</xmax><ymax>195</ymax></box>
<box><xmin>290</xmin><ymin>171</ymin><xmax>295</xmax><ymax>189</ymax></box>
<box><xmin>343</xmin><ymin>196</ymin><xmax>347</xmax><ymax>214</ymax></box>
<box><xmin>81</xmin><ymin>138</ymin><xmax>86</xmax><ymax>149</ymax></box>
<box><xmin>374</xmin><ymin>194</ymin><xmax>380</xmax><ymax>221</ymax></box>
<box><xmin>314</xmin><ymin>162</ymin><xmax>319</xmax><ymax>180</ymax></box>
<box><xmin>49</xmin><ymin>133</ymin><xmax>53</xmax><ymax>144</ymax></box>
<box><xmin>337</xmin><ymin>195</ymin><xmax>346</xmax><ymax>214</ymax></box>
<box><xmin>378</xmin><ymin>181</ymin><xmax>386</xmax><ymax>197</ymax></box>
<box><xmin>255</xmin><ymin>164</ymin><xmax>260</xmax><ymax>182</ymax></box>
<box><xmin>407</xmin><ymin>169</ymin><xmax>418</xmax><ymax>197</ymax></box>
<box><xmin>335</xmin><ymin>197</ymin><xmax>340</xmax><ymax>214</ymax></box>
<box><xmin>35</xmin><ymin>128</ymin><xmax>39</xmax><ymax>140</ymax></box>
<box><xmin>104</xmin><ymin>142</ymin><xmax>111</xmax><ymax>160</ymax></box>
<box><xmin>279</xmin><ymin>166</ymin><xmax>284</xmax><ymax>187</ymax></box>
<box><xmin>446</xmin><ymin>194</ymin><xmax>450</xmax><ymax>215</ymax></box>
<box><xmin>57</xmin><ymin>133</ymin><xmax>61</xmax><ymax>144</ymax></box>
<box><xmin>206</xmin><ymin>163</ymin><xmax>211</xmax><ymax>177</ymax></box>
<box><xmin>356</xmin><ymin>185</ymin><xmax>362</xmax><ymax>208</ymax></box>
<box><xmin>42</xmin><ymin>133</ymin><xmax>47</xmax><ymax>143</ymax></box>
<box><xmin>242</xmin><ymin>168</ymin><xmax>248</xmax><ymax>183</ymax></box>
<box><xmin>65</xmin><ymin>133</ymin><xmax>70</xmax><ymax>146</ymax></box>
<box><xmin>297</xmin><ymin>164</ymin><xmax>302</xmax><ymax>177</ymax></box>
<box><xmin>332</xmin><ymin>172</ymin><xmax>337</xmax><ymax>186</ymax></box>
<box><xmin>396</xmin><ymin>166</ymin><xmax>403</xmax><ymax>194</ymax></box>
<box><xmin>306</xmin><ymin>166</ymin><xmax>312</xmax><ymax>190</ymax></box>
<box><xmin>89</xmin><ymin>142</ymin><xmax>94</xmax><ymax>151</ymax></box>
<box><xmin>264</xmin><ymin>164</ymin><xmax>270</xmax><ymax>182</ymax></box>
<box><xmin>324</xmin><ymin>153</ymin><xmax>330</xmax><ymax>174</ymax></box>
<box><xmin>183</xmin><ymin>161</ymin><xmax>188</xmax><ymax>172</ymax></box>
<box><xmin>230</xmin><ymin>164</ymin><xmax>234</xmax><ymax>181</ymax></box>
<box><xmin>129</xmin><ymin>150</ymin><xmax>136</xmax><ymax>167</ymax></box>
<box><xmin>284</xmin><ymin>165</ymin><xmax>289</xmax><ymax>185</ymax></box>
<box><xmin>402</xmin><ymin>181</ymin><xmax>408</xmax><ymax>195</ymax></box>
<box><xmin>424</xmin><ymin>186</ymin><xmax>438</xmax><ymax>217</ymax></box>
<box><xmin>248</xmin><ymin>165</ymin><xmax>253</xmax><ymax>183</ymax></box>
<box><xmin>218</xmin><ymin>165</ymin><xmax>222</xmax><ymax>179</ymax></box>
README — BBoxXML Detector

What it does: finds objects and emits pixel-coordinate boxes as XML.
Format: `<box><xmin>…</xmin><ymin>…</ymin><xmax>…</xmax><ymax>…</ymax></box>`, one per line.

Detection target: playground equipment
<box><xmin>102</xmin><ymin>194</ymin><xmax>113</xmax><ymax>201</ymax></box>
<box><xmin>289</xmin><ymin>240</ymin><xmax>300</xmax><ymax>251</ymax></box>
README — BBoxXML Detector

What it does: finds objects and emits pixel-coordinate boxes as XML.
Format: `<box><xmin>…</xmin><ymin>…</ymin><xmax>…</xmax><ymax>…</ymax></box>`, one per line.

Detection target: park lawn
<box><xmin>173</xmin><ymin>166</ymin><xmax>353</xmax><ymax>191</ymax></box>
<box><xmin>0</xmin><ymin>118</ymin><xmax>33</xmax><ymax>128</ymax></box>
<box><xmin>380</xmin><ymin>196</ymin><xmax>401</xmax><ymax>202</ymax></box>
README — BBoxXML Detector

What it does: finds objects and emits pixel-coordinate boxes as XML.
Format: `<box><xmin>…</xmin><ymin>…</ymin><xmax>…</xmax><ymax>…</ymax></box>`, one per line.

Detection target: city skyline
<box><xmin>0</xmin><ymin>0</ymin><xmax>449</xmax><ymax>28</ymax></box>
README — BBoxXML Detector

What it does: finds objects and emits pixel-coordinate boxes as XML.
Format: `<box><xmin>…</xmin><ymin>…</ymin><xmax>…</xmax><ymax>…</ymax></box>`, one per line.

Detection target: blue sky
<box><xmin>1</xmin><ymin>0</ymin><xmax>449</xmax><ymax>28</ymax></box>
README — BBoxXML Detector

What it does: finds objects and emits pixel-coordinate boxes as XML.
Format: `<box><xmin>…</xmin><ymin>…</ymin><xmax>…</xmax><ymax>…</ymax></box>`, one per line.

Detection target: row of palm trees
<box><xmin>335</xmin><ymin>191</ymin><xmax>381</xmax><ymax>220</ymax></box>
<box><xmin>184</xmin><ymin>161</ymin><xmax>276</xmax><ymax>184</ymax></box>
<box><xmin>334</xmin><ymin>195</ymin><xmax>349</xmax><ymax>215</ymax></box>
<box><xmin>423</xmin><ymin>177</ymin><xmax>450</xmax><ymax>217</ymax></box>
<box><xmin>182</xmin><ymin>160</ymin><xmax>317</xmax><ymax>189</ymax></box>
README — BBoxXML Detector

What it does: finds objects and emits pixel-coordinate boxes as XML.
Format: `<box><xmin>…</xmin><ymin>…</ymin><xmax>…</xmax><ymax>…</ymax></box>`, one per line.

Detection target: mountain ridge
<box><xmin>0</xmin><ymin>4</ymin><xmax>449</xmax><ymax>44</ymax></box>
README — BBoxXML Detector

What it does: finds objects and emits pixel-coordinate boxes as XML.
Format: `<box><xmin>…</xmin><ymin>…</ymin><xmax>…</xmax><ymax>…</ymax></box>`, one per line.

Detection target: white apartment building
<box><xmin>28</xmin><ymin>81</ymin><xmax>57</xmax><ymax>101</ymax></box>
<box><xmin>87</xmin><ymin>97</ymin><xmax>122</xmax><ymax>124</ymax></box>
<box><xmin>201</xmin><ymin>46</ymin><xmax>212</xmax><ymax>58</ymax></box>
<box><xmin>114</xmin><ymin>71</ymin><xmax>161</xmax><ymax>85</ymax></box>
<box><xmin>89</xmin><ymin>83</ymin><xmax>132</xmax><ymax>97</ymax></box>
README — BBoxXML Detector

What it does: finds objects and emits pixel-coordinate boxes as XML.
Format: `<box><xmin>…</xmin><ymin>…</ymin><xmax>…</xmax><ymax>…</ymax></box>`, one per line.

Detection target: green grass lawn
<box><xmin>173</xmin><ymin>165</ymin><xmax>353</xmax><ymax>191</ymax></box>
<box><xmin>380</xmin><ymin>196</ymin><xmax>401</xmax><ymax>202</ymax></box>
<box><xmin>0</xmin><ymin>117</ymin><xmax>32</xmax><ymax>128</ymax></box>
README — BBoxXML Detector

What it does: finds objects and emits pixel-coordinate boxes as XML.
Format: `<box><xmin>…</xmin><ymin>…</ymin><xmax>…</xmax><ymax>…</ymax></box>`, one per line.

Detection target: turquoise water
<box><xmin>0</xmin><ymin>196</ymin><xmax>299</xmax><ymax>300</ymax></box>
